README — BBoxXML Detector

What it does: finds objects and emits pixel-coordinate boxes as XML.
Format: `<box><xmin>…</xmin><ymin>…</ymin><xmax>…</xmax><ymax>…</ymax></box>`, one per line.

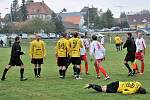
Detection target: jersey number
<box><xmin>73</xmin><ymin>40</ymin><xmax>77</xmax><ymax>48</ymax></box>
<box><xmin>126</xmin><ymin>83</ymin><xmax>135</xmax><ymax>88</ymax></box>
<box><xmin>58</xmin><ymin>43</ymin><xmax>65</xmax><ymax>49</ymax></box>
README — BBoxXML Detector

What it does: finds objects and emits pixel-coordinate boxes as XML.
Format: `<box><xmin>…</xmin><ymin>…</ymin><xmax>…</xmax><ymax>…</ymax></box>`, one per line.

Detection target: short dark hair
<box><xmin>138</xmin><ymin>87</ymin><xmax>146</xmax><ymax>94</ymax></box>
<box><xmin>92</xmin><ymin>35</ymin><xmax>97</xmax><ymax>40</ymax></box>
<box><xmin>127</xmin><ymin>32</ymin><xmax>132</xmax><ymax>37</ymax></box>
<box><xmin>15</xmin><ymin>36</ymin><xmax>20</xmax><ymax>42</ymax></box>
<box><xmin>73</xmin><ymin>32</ymin><xmax>78</xmax><ymax>38</ymax></box>
<box><xmin>62</xmin><ymin>33</ymin><xmax>67</xmax><ymax>37</ymax></box>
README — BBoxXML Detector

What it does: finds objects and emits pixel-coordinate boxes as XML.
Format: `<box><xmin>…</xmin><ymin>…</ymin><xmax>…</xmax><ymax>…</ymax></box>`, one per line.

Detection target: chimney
<box><xmin>42</xmin><ymin>0</ymin><xmax>44</xmax><ymax>3</ymax></box>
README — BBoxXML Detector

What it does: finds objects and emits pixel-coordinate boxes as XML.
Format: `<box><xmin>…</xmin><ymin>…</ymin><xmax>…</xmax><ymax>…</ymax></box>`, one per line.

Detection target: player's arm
<box><xmin>55</xmin><ymin>42</ymin><xmax>59</xmax><ymax>57</ymax></box>
<box><xmin>15</xmin><ymin>44</ymin><xmax>24</xmax><ymax>56</ymax></box>
<box><xmin>101</xmin><ymin>45</ymin><xmax>106</xmax><ymax>60</ymax></box>
<box><xmin>43</xmin><ymin>42</ymin><xmax>46</xmax><ymax>58</ymax></box>
<box><xmin>66</xmin><ymin>41</ymin><xmax>70</xmax><ymax>57</ymax></box>
<box><xmin>29</xmin><ymin>42</ymin><xmax>33</xmax><ymax>58</ymax></box>
<box><xmin>80</xmin><ymin>39</ymin><xmax>83</xmax><ymax>48</ymax></box>
<box><xmin>142</xmin><ymin>39</ymin><xmax>146</xmax><ymax>55</ymax></box>
<box><xmin>89</xmin><ymin>43</ymin><xmax>94</xmax><ymax>61</ymax></box>
<box><xmin>114</xmin><ymin>37</ymin><xmax>117</xmax><ymax>43</ymax></box>
<box><xmin>123</xmin><ymin>40</ymin><xmax>129</xmax><ymax>49</ymax></box>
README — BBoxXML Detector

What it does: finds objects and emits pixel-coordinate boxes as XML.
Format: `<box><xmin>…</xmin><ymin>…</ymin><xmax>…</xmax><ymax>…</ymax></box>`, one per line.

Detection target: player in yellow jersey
<box><xmin>69</xmin><ymin>32</ymin><xmax>83</xmax><ymax>80</ymax></box>
<box><xmin>114</xmin><ymin>34</ymin><xmax>121</xmax><ymax>51</ymax></box>
<box><xmin>29</xmin><ymin>34</ymin><xmax>46</xmax><ymax>78</ymax></box>
<box><xmin>56</xmin><ymin>33</ymin><xmax>70</xmax><ymax>79</ymax></box>
<box><xmin>84</xmin><ymin>81</ymin><xmax>146</xmax><ymax>94</ymax></box>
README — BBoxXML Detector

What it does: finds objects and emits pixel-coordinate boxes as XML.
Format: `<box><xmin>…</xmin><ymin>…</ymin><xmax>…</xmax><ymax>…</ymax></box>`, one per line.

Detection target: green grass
<box><xmin>0</xmin><ymin>40</ymin><xmax>149</xmax><ymax>100</ymax></box>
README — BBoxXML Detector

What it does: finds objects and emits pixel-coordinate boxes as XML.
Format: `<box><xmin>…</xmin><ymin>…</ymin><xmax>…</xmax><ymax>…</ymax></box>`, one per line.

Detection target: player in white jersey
<box><xmin>90</xmin><ymin>35</ymin><xmax>110</xmax><ymax>80</ymax></box>
<box><xmin>80</xmin><ymin>36</ymin><xmax>89</xmax><ymax>74</ymax></box>
<box><xmin>134</xmin><ymin>32</ymin><xmax>146</xmax><ymax>75</ymax></box>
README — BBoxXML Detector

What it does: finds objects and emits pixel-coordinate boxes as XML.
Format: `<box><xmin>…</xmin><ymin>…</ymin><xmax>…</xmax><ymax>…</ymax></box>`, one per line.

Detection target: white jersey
<box><xmin>135</xmin><ymin>38</ymin><xmax>146</xmax><ymax>52</ymax></box>
<box><xmin>90</xmin><ymin>40</ymin><xmax>105</xmax><ymax>59</ymax></box>
<box><xmin>80</xmin><ymin>38</ymin><xmax>90</xmax><ymax>55</ymax></box>
<box><xmin>80</xmin><ymin>38</ymin><xmax>86</xmax><ymax>55</ymax></box>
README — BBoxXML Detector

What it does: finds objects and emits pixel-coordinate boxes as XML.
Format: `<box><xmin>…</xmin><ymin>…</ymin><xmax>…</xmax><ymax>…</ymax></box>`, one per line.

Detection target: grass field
<box><xmin>0</xmin><ymin>40</ymin><xmax>149</xmax><ymax>100</ymax></box>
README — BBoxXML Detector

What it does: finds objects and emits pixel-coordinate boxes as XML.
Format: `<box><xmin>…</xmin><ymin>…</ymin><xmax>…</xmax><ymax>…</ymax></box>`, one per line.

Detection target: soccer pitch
<box><xmin>0</xmin><ymin>40</ymin><xmax>149</xmax><ymax>100</ymax></box>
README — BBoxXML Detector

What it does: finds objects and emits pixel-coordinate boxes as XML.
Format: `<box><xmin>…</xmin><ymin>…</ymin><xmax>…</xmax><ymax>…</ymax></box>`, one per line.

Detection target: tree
<box><xmin>101</xmin><ymin>9</ymin><xmax>114</xmax><ymax>28</ymax></box>
<box><xmin>51</xmin><ymin>12</ymin><xmax>64</xmax><ymax>32</ymax></box>
<box><xmin>119</xmin><ymin>12</ymin><xmax>129</xmax><ymax>28</ymax></box>
<box><xmin>20</xmin><ymin>18</ymin><xmax>56</xmax><ymax>33</ymax></box>
<box><xmin>11</xmin><ymin>0</ymin><xmax>19</xmax><ymax>22</ymax></box>
<box><xmin>20</xmin><ymin>0</ymin><xmax>28</xmax><ymax>21</ymax></box>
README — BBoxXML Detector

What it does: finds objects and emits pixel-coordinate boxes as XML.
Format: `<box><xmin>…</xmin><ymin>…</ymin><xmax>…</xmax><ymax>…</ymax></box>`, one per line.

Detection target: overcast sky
<box><xmin>0</xmin><ymin>0</ymin><xmax>150</xmax><ymax>18</ymax></box>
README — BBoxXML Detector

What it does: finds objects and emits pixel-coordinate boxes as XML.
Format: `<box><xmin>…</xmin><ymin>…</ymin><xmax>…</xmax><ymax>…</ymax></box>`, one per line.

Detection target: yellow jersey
<box><xmin>56</xmin><ymin>38</ymin><xmax>70</xmax><ymax>57</ymax></box>
<box><xmin>117</xmin><ymin>81</ymin><xmax>142</xmax><ymax>94</ymax></box>
<box><xmin>69</xmin><ymin>37</ymin><xmax>83</xmax><ymax>57</ymax></box>
<box><xmin>29</xmin><ymin>40</ymin><xmax>46</xmax><ymax>59</ymax></box>
<box><xmin>115</xmin><ymin>36</ymin><xmax>121</xmax><ymax>44</ymax></box>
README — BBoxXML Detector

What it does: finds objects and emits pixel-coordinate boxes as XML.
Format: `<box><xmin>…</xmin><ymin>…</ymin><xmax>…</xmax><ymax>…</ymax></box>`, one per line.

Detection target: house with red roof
<box><xmin>127</xmin><ymin>13</ymin><xmax>150</xmax><ymax>29</ymax></box>
<box><xmin>59</xmin><ymin>12</ymin><xmax>85</xmax><ymax>32</ymax></box>
<box><xmin>26</xmin><ymin>0</ymin><xmax>53</xmax><ymax>21</ymax></box>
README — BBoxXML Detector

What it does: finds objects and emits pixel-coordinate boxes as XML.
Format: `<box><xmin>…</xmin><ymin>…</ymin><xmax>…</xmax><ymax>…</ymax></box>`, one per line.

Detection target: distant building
<box><xmin>59</xmin><ymin>12</ymin><xmax>85</xmax><ymax>32</ymax></box>
<box><xmin>127</xmin><ymin>13</ymin><xmax>150</xmax><ymax>29</ymax></box>
<box><xmin>26</xmin><ymin>0</ymin><xmax>53</xmax><ymax>21</ymax></box>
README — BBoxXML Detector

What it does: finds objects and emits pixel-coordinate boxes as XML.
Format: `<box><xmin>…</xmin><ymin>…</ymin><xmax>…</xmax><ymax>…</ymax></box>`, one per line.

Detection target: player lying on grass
<box><xmin>84</xmin><ymin>81</ymin><xmax>147</xmax><ymax>94</ymax></box>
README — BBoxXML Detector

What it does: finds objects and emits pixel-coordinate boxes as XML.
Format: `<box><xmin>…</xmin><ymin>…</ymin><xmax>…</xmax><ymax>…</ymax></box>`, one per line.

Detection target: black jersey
<box><xmin>123</xmin><ymin>37</ymin><xmax>136</xmax><ymax>52</ymax></box>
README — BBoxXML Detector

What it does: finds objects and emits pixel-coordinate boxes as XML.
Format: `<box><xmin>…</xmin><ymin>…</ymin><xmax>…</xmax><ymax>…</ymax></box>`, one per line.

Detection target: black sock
<box><xmin>34</xmin><ymin>68</ymin><xmax>37</xmax><ymax>77</ymax></box>
<box><xmin>62</xmin><ymin>70</ymin><xmax>66</xmax><ymax>78</ymax></box>
<box><xmin>124</xmin><ymin>63</ymin><xmax>132</xmax><ymax>72</ymax></box>
<box><xmin>38</xmin><ymin>68</ymin><xmax>41</xmax><ymax>76</ymax></box>
<box><xmin>2</xmin><ymin>68</ymin><xmax>8</xmax><ymax>79</ymax></box>
<box><xmin>59</xmin><ymin>70</ymin><xmax>62</xmax><ymax>76</ymax></box>
<box><xmin>20</xmin><ymin>68</ymin><xmax>24</xmax><ymax>79</ymax></box>
<box><xmin>73</xmin><ymin>66</ymin><xmax>77</xmax><ymax>75</ymax></box>
<box><xmin>76</xmin><ymin>68</ymin><xmax>80</xmax><ymax>78</ymax></box>
<box><xmin>66</xmin><ymin>66</ymin><xmax>68</xmax><ymax>71</ymax></box>
<box><xmin>91</xmin><ymin>84</ymin><xmax>102</xmax><ymax>92</ymax></box>
<box><xmin>133</xmin><ymin>69</ymin><xmax>135</xmax><ymax>75</ymax></box>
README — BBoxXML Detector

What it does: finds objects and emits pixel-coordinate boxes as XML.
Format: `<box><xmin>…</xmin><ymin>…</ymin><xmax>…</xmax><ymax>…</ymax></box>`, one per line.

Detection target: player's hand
<box><xmin>55</xmin><ymin>53</ymin><xmax>58</xmax><ymax>58</ymax></box>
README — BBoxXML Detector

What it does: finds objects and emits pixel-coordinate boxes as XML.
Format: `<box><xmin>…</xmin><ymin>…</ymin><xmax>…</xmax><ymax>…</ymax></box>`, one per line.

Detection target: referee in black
<box><xmin>123</xmin><ymin>33</ymin><xmax>136</xmax><ymax>76</ymax></box>
<box><xmin>1</xmin><ymin>36</ymin><xmax>27</xmax><ymax>81</ymax></box>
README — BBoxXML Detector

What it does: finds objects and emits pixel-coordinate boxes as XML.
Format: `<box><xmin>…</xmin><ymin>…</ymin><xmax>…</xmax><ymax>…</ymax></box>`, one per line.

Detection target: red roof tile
<box><xmin>64</xmin><ymin>16</ymin><xmax>81</xmax><ymax>25</ymax></box>
<box><xmin>26</xmin><ymin>2</ymin><xmax>53</xmax><ymax>15</ymax></box>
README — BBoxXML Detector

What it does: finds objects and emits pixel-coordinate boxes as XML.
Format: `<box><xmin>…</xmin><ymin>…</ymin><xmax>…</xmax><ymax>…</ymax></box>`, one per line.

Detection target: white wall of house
<box><xmin>27</xmin><ymin>14</ymin><xmax>51</xmax><ymax>21</ymax></box>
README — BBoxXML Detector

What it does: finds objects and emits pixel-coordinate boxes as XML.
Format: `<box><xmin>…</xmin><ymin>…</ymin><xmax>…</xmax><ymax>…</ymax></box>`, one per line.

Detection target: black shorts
<box><xmin>71</xmin><ymin>57</ymin><xmax>81</xmax><ymax>65</ymax></box>
<box><xmin>31</xmin><ymin>58</ymin><xmax>43</xmax><ymax>64</ymax></box>
<box><xmin>116</xmin><ymin>44</ymin><xmax>120</xmax><ymax>47</ymax></box>
<box><xmin>106</xmin><ymin>81</ymin><xmax>119</xmax><ymax>93</ymax></box>
<box><xmin>57</xmin><ymin>57</ymin><xmax>68</xmax><ymax>66</ymax></box>
<box><xmin>124</xmin><ymin>52</ymin><xmax>135</xmax><ymax>62</ymax></box>
<box><xmin>8</xmin><ymin>57</ymin><xmax>23</xmax><ymax>66</ymax></box>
